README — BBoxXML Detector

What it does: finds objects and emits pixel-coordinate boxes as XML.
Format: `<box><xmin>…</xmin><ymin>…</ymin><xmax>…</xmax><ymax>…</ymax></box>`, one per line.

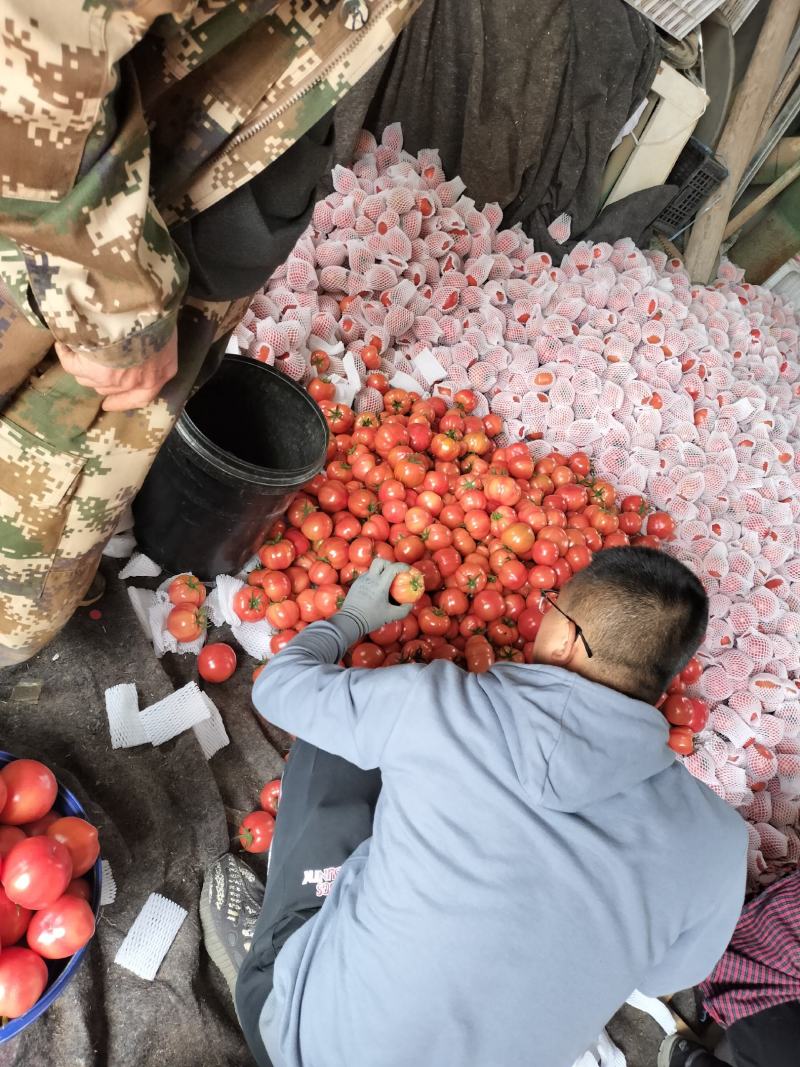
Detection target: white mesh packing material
<box><xmin>192</xmin><ymin>693</ymin><xmax>230</xmax><ymax>760</ymax></box>
<box><xmin>139</xmin><ymin>682</ymin><xmax>211</xmax><ymax>746</ymax></box>
<box><xmin>105</xmin><ymin>683</ymin><xmax>147</xmax><ymax>750</ymax></box>
<box><xmin>118</xmin><ymin>553</ymin><xmax>162</xmax><ymax>580</ymax></box>
<box><xmin>114</xmin><ymin>893</ymin><xmax>188</xmax><ymax>981</ymax></box>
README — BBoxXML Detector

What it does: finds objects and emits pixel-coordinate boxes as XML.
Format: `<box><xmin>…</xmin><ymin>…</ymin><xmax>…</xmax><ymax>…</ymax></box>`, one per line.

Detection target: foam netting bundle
<box><xmin>238</xmin><ymin>125</ymin><xmax>800</xmax><ymax>885</ymax></box>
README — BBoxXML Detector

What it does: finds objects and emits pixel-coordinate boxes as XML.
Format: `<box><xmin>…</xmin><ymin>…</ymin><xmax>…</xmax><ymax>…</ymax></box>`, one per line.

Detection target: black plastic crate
<box><xmin>654</xmin><ymin>138</ymin><xmax>728</xmax><ymax>236</ymax></box>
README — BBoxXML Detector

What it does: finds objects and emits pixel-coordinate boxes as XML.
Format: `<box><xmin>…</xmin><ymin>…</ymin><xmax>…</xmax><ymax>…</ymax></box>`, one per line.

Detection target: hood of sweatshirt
<box><xmin>481</xmin><ymin>663</ymin><xmax>675</xmax><ymax>812</ymax></box>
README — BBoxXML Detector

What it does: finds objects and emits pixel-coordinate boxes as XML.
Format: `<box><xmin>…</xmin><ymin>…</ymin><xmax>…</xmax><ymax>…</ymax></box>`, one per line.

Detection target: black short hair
<box><xmin>559</xmin><ymin>547</ymin><xmax>708</xmax><ymax>704</ymax></box>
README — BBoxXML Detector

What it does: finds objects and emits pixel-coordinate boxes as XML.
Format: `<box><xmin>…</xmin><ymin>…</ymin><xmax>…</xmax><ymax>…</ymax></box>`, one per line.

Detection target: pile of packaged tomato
<box><xmin>0</xmin><ymin>759</ymin><xmax>99</xmax><ymax>1021</ymax></box>
<box><xmin>244</xmin><ymin>385</ymin><xmax>707</xmax><ymax>756</ymax></box>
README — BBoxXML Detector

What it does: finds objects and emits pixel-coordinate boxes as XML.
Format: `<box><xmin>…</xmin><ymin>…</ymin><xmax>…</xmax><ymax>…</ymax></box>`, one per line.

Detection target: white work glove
<box><xmin>335</xmin><ymin>558</ymin><xmax>413</xmax><ymax>642</ymax></box>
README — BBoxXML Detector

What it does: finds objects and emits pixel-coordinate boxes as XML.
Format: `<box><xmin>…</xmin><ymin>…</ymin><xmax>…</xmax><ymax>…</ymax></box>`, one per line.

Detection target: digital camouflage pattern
<box><xmin>0</xmin><ymin>0</ymin><xmax>421</xmax><ymax>660</ymax></box>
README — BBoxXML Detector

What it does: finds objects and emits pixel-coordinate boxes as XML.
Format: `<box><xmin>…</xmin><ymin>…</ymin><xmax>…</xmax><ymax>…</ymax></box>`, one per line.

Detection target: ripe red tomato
<box><xmin>646</xmin><ymin>512</ymin><xmax>675</xmax><ymax>540</ymax></box>
<box><xmin>532</xmin><ymin>539</ymin><xmax>559</xmax><ymax>566</ymax></box>
<box><xmin>395</xmin><ymin>535</ymin><xmax>425</xmax><ymax>564</ymax></box>
<box><xmin>64</xmin><ymin>878</ymin><xmax>93</xmax><ymax>904</ymax></box>
<box><xmin>27</xmin><ymin>894</ymin><xmax>95</xmax><ymax>960</ymax></box>
<box><xmin>308</xmin><ymin>376</ymin><xmax>335</xmax><ymax>403</ymax></box>
<box><xmin>668</xmin><ymin>727</ymin><xmax>694</xmax><ymax>756</ymax></box>
<box><xmin>501</xmin><ymin>522</ymin><xmax>535</xmax><ymax>556</ymax></box>
<box><xmin>680</xmin><ymin>656</ymin><xmax>703</xmax><ymax>685</ymax></box>
<box><xmin>517</xmin><ymin>608</ymin><xmax>544</xmax><ymax>642</ymax></box>
<box><xmin>0</xmin><ymin>884</ymin><xmax>31</xmax><ymax>946</ymax></box>
<box><xmin>301</xmin><ymin>511</ymin><xmax>334</xmax><ymax>542</ymax></box>
<box><xmin>566</xmin><ymin>545</ymin><xmax>592</xmax><ymax>572</ymax></box>
<box><xmin>568</xmin><ymin>451</ymin><xmax>591</xmax><ymax>477</ymax></box>
<box><xmin>687</xmin><ymin>698</ymin><xmax>709</xmax><ymax>733</ymax></box>
<box><xmin>465</xmin><ymin>635</ymin><xmax>495</xmax><ymax>673</ymax></box>
<box><xmin>369</xmin><ymin>620</ymin><xmax>404</xmax><ymax>646</ymax></box>
<box><xmin>0</xmin><ymin>947</ymin><xmax>48</xmax><ymax>1018</ymax></box>
<box><xmin>270</xmin><ymin>629</ymin><xmax>298</xmax><ymax>654</ymax></box>
<box><xmin>233</xmin><ymin>587</ymin><xmax>267</xmax><ymax>623</ymax></box>
<box><xmin>46</xmin><ymin>817</ymin><xmax>99</xmax><ymax>878</ymax></box>
<box><xmin>2</xmin><ymin>837</ymin><xmax>73</xmax><ymax>909</ymax></box>
<box><xmin>418</xmin><ymin>608</ymin><xmax>450</xmax><ymax>637</ymax></box>
<box><xmin>258</xmin><ymin>779</ymin><xmax>282</xmax><ymax>817</ymax></box>
<box><xmin>454</xmin><ymin>389</ymin><xmax>477</xmax><ymax>413</ymax></box>
<box><xmin>454</xmin><ymin>562</ymin><xmax>488</xmax><ymax>595</ymax></box>
<box><xmin>168</xmin><ymin>574</ymin><xmax>207</xmax><ymax>607</ymax></box>
<box><xmin>662</xmin><ymin>694</ymin><xmax>693</xmax><ymax>727</ymax></box>
<box><xmin>528</xmin><ymin>564</ymin><xmax>557</xmax><ymax>589</ymax></box>
<box><xmin>237</xmin><ymin>810</ymin><xmax>275</xmax><ymax>854</ymax></box>
<box><xmin>557</xmin><ymin>484</ymin><xmax>588</xmax><ymax>512</ymax></box>
<box><xmin>351</xmin><ymin>643</ymin><xmax>386</xmax><ymax>668</ymax></box>
<box><xmin>20</xmin><ymin>811</ymin><xmax>60</xmax><ymax>836</ymax></box>
<box><xmin>0</xmin><ymin>760</ymin><xmax>58</xmax><ymax>826</ymax></box>
<box><xmin>618</xmin><ymin>512</ymin><xmax>643</xmax><ymax>535</ymax></box>
<box><xmin>258</xmin><ymin>539</ymin><xmax>297</xmax><ymax>570</ymax></box>
<box><xmin>390</xmin><ymin>567</ymin><xmax>426</xmax><ymax>604</ymax></box>
<box><xmin>0</xmin><ymin>827</ymin><xmax>26</xmax><ymax>863</ymax></box>
<box><xmin>437</xmin><ymin>588</ymin><xmax>469</xmax><ymax>617</ymax></box>
<box><xmin>197</xmin><ymin>642</ymin><xmax>237</xmax><ymax>684</ymax></box>
<box><xmin>314</xmin><ymin>584</ymin><xmax>345</xmax><ymax>618</ymax></box>
<box><xmin>472</xmin><ymin>590</ymin><xmax>505</xmax><ymax>622</ymax></box>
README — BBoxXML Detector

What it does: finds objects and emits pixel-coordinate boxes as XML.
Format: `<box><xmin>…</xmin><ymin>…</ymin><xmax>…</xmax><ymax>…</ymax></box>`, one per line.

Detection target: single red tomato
<box><xmin>64</xmin><ymin>877</ymin><xmax>93</xmax><ymax>904</ymax></box>
<box><xmin>258</xmin><ymin>539</ymin><xmax>297</xmax><ymax>570</ymax></box>
<box><xmin>432</xmin><ymin>546</ymin><xmax>461</xmax><ymax>577</ymax></box>
<box><xmin>260</xmin><ymin>570</ymin><xmax>292</xmax><ymax>603</ymax></box>
<box><xmin>646</xmin><ymin>512</ymin><xmax>675</xmax><ymax>540</ymax></box>
<box><xmin>566</xmin><ymin>545</ymin><xmax>592</xmax><ymax>572</ymax></box>
<box><xmin>21</xmin><ymin>810</ymin><xmax>60</xmax><ymax>836</ymax></box>
<box><xmin>687</xmin><ymin>698</ymin><xmax>710</xmax><ymax>733</ymax></box>
<box><xmin>270</xmin><ymin>629</ymin><xmax>298</xmax><ymax>654</ymax></box>
<box><xmin>618</xmin><ymin>512</ymin><xmax>643</xmax><ymax>535</ymax></box>
<box><xmin>528</xmin><ymin>564</ymin><xmax>557</xmax><ymax>590</ymax></box>
<box><xmin>0</xmin><ymin>884</ymin><xmax>31</xmax><ymax>946</ymax></box>
<box><xmin>266</xmin><ymin>600</ymin><xmax>301</xmax><ymax>631</ymax></box>
<box><xmin>369</xmin><ymin>620</ymin><xmax>403</xmax><ymax>646</ymax></box>
<box><xmin>0</xmin><ymin>760</ymin><xmax>58</xmax><ymax>826</ymax></box>
<box><xmin>454</xmin><ymin>562</ymin><xmax>488</xmax><ymax>595</ymax></box>
<box><xmin>568</xmin><ymin>451</ymin><xmax>591</xmax><ymax>477</ymax></box>
<box><xmin>258</xmin><ymin>779</ymin><xmax>282</xmax><ymax>817</ymax></box>
<box><xmin>0</xmin><ymin>827</ymin><xmax>26</xmax><ymax>863</ymax></box>
<box><xmin>350</xmin><ymin>643</ymin><xmax>386</xmax><ymax>668</ymax></box>
<box><xmin>437</xmin><ymin>588</ymin><xmax>469</xmax><ymax>617</ymax></box>
<box><xmin>418</xmin><ymin>608</ymin><xmax>450</xmax><ymax>637</ymax></box>
<box><xmin>668</xmin><ymin>727</ymin><xmax>694</xmax><ymax>756</ymax></box>
<box><xmin>308</xmin><ymin>376</ymin><xmax>335</xmax><ymax>403</ymax></box>
<box><xmin>27</xmin><ymin>894</ymin><xmax>95</xmax><ymax>959</ymax></box>
<box><xmin>501</xmin><ymin>522</ymin><xmax>535</xmax><ymax>556</ymax></box>
<box><xmin>389</xmin><ymin>567</ymin><xmax>426</xmax><ymax>604</ymax></box>
<box><xmin>197</xmin><ymin>642</ymin><xmax>237</xmax><ymax>684</ymax></box>
<box><xmin>454</xmin><ymin>389</ymin><xmax>477</xmax><ymax>413</ymax></box>
<box><xmin>465</xmin><ymin>635</ymin><xmax>495</xmax><ymax>673</ymax></box>
<box><xmin>168</xmin><ymin>574</ymin><xmax>207</xmax><ymax>607</ymax></box>
<box><xmin>233</xmin><ymin>587</ymin><xmax>267</xmax><ymax>623</ymax></box>
<box><xmin>472</xmin><ymin>590</ymin><xmax>505</xmax><ymax>622</ymax></box>
<box><xmin>395</xmin><ymin>535</ymin><xmax>426</xmax><ymax>564</ymax></box>
<box><xmin>532</xmin><ymin>539</ymin><xmax>559</xmax><ymax>567</ymax></box>
<box><xmin>166</xmin><ymin>605</ymin><xmax>206</xmax><ymax>643</ymax></box>
<box><xmin>0</xmin><ymin>947</ymin><xmax>48</xmax><ymax>1018</ymax></box>
<box><xmin>497</xmin><ymin>558</ymin><xmax>528</xmax><ymax>591</ymax></box>
<box><xmin>238</xmin><ymin>811</ymin><xmax>275</xmax><ymax>853</ymax></box>
<box><xmin>632</xmin><ymin>534</ymin><xmax>661</xmax><ymax>549</ymax></box>
<box><xmin>46</xmin><ymin>817</ymin><xmax>99</xmax><ymax>878</ymax></box>
<box><xmin>680</xmin><ymin>657</ymin><xmax>703</xmax><ymax>685</ymax></box>
<box><xmin>662</xmin><ymin>695</ymin><xmax>693</xmax><ymax>727</ymax></box>
<box><xmin>517</xmin><ymin>608</ymin><xmax>544</xmax><ymax>642</ymax></box>
<box><xmin>2</xmin><ymin>837</ymin><xmax>72</xmax><ymax>909</ymax></box>
<box><xmin>314</xmin><ymin>584</ymin><xmax>345</xmax><ymax>618</ymax></box>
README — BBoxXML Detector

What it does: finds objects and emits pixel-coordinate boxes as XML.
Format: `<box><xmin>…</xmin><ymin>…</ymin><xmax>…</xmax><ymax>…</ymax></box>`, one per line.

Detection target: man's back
<box><xmin>260</xmin><ymin>654</ymin><xmax>748</xmax><ymax>1067</ymax></box>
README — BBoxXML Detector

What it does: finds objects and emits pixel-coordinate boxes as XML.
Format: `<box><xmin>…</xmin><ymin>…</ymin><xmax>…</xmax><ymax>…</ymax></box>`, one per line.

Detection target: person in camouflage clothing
<box><xmin>0</xmin><ymin>0</ymin><xmax>421</xmax><ymax>666</ymax></box>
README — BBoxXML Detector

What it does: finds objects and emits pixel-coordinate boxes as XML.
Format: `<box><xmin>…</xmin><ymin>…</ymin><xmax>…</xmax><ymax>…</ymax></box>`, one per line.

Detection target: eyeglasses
<box><xmin>541</xmin><ymin>590</ymin><xmax>593</xmax><ymax>659</ymax></box>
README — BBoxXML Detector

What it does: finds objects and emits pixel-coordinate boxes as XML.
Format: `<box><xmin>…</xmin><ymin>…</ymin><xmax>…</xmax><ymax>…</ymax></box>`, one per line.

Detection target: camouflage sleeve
<box><xmin>0</xmin><ymin>1</ymin><xmax>194</xmax><ymax>369</ymax></box>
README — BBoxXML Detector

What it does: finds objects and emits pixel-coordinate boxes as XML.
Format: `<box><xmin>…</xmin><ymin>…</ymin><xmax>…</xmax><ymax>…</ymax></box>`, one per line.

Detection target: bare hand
<box><xmin>55</xmin><ymin>329</ymin><xmax>178</xmax><ymax>411</ymax></box>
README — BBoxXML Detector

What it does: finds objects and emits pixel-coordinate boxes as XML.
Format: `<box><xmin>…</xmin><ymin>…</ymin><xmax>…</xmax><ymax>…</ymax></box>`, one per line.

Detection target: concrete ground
<box><xmin>0</xmin><ymin>558</ymin><xmax>710</xmax><ymax>1067</ymax></box>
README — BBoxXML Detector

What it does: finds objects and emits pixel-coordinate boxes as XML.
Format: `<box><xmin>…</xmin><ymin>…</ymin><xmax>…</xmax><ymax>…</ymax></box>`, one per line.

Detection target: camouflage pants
<box><xmin>0</xmin><ymin>293</ymin><xmax>245</xmax><ymax>665</ymax></box>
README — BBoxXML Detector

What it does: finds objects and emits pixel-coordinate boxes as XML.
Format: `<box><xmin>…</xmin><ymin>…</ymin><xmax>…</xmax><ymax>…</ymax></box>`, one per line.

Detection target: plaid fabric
<box><xmin>700</xmin><ymin>871</ymin><xmax>800</xmax><ymax>1027</ymax></box>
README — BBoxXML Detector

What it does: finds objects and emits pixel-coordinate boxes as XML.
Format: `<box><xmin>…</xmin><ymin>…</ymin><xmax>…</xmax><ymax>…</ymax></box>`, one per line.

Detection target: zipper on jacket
<box><xmin>209</xmin><ymin>0</ymin><xmax>402</xmax><ymax>165</ymax></box>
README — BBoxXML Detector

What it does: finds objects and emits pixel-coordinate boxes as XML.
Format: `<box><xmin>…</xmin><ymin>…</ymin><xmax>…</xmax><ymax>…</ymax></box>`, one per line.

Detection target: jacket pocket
<box><xmin>0</xmin><ymin>417</ymin><xmax>84</xmax><ymax>597</ymax></box>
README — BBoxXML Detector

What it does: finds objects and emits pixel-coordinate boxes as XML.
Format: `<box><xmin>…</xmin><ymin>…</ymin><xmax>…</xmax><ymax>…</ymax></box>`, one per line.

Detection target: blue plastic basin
<box><xmin>0</xmin><ymin>752</ymin><xmax>102</xmax><ymax>1044</ymax></box>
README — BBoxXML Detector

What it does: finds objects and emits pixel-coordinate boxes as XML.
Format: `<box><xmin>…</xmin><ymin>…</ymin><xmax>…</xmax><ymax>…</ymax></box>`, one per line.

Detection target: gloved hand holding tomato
<box><xmin>335</xmin><ymin>558</ymin><xmax>415</xmax><ymax>641</ymax></box>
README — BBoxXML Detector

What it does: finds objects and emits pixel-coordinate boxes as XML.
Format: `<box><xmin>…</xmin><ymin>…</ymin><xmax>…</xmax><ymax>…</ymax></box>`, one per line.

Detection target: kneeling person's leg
<box><xmin>235</xmin><ymin>740</ymin><xmax>381</xmax><ymax>1065</ymax></box>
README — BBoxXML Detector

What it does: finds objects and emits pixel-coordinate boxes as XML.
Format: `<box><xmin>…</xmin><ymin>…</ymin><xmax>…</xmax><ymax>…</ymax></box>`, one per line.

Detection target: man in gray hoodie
<box><xmin>202</xmin><ymin>547</ymin><xmax>748</xmax><ymax>1067</ymax></box>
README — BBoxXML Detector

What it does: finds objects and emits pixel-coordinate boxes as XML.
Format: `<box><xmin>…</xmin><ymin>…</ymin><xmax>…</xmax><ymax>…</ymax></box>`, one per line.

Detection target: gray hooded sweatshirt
<box><xmin>253</xmin><ymin>620</ymin><xmax>748</xmax><ymax>1067</ymax></box>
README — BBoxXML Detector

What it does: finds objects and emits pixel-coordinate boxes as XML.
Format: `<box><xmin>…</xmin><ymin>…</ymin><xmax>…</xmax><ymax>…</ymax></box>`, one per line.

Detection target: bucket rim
<box><xmin>178</xmin><ymin>358</ymin><xmax>328</xmax><ymax>486</ymax></box>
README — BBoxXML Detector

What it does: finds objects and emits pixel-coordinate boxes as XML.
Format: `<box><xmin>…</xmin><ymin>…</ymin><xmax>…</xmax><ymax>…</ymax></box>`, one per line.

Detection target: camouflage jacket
<box><xmin>0</xmin><ymin>0</ymin><xmax>420</xmax><ymax>369</ymax></box>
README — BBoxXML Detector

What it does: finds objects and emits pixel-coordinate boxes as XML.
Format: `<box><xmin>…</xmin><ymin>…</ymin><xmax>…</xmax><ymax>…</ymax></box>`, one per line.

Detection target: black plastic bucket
<box><xmin>133</xmin><ymin>357</ymin><xmax>328</xmax><ymax>579</ymax></box>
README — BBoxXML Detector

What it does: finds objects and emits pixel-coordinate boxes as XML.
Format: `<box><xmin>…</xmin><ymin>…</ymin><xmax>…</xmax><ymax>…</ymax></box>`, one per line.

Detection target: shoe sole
<box><xmin>657</xmin><ymin>1033</ymin><xmax>682</xmax><ymax>1067</ymax></box>
<box><xmin>199</xmin><ymin>886</ymin><xmax>241</xmax><ymax>1008</ymax></box>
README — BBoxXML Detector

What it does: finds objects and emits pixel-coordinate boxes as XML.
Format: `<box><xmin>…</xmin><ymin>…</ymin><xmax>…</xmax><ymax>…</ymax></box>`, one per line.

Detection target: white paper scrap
<box><xmin>105</xmin><ymin>683</ymin><xmax>148</xmax><ymax>750</ymax></box>
<box><xmin>192</xmin><ymin>693</ymin><xmax>230</xmax><ymax>760</ymax></box>
<box><xmin>114</xmin><ymin>893</ymin><xmax>187</xmax><ymax>981</ymax></box>
<box><xmin>413</xmin><ymin>348</ymin><xmax>447</xmax><ymax>386</ymax></box>
<box><xmin>389</xmin><ymin>371</ymin><xmax>421</xmax><ymax>393</ymax></box>
<box><xmin>100</xmin><ymin>860</ymin><xmax>117</xmax><ymax>906</ymax></box>
<box><xmin>140</xmin><ymin>682</ymin><xmax>210</xmax><ymax>746</ymax></box>
<box><xmin>119</xmin><ymin>552</ymin><xmax>162</xmax><ymax>580</ymax></box>
<box><xmin>331</xmin><ymin>375</ymin><xmax>358</xmax><ymax>407</ymax></box>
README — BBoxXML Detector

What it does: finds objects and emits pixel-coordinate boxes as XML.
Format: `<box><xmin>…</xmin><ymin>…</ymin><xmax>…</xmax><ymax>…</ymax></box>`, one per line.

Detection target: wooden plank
<box><xmin>683</xmin><ymin>0</ymin><xmax>800</xmax><ymax>283</ymax></box>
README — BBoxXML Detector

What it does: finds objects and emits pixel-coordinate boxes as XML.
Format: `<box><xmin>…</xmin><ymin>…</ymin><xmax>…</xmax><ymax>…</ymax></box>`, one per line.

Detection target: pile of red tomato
<box><xmin>0</xmin><ymin>759</ymin><xmax>99</xmax><ymax>1020</ymax></box>
<box><xmin>239</xmin><ymin>385</ymin><xmax>704</xmax><ymax>748</ymax></box>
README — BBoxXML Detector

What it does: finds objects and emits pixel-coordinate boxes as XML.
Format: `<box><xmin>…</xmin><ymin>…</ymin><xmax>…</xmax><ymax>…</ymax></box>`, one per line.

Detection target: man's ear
<box><xmin>548</xmin><ymin>618</ymin><xmax>578</xmax><ymax>666</ymax></box>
